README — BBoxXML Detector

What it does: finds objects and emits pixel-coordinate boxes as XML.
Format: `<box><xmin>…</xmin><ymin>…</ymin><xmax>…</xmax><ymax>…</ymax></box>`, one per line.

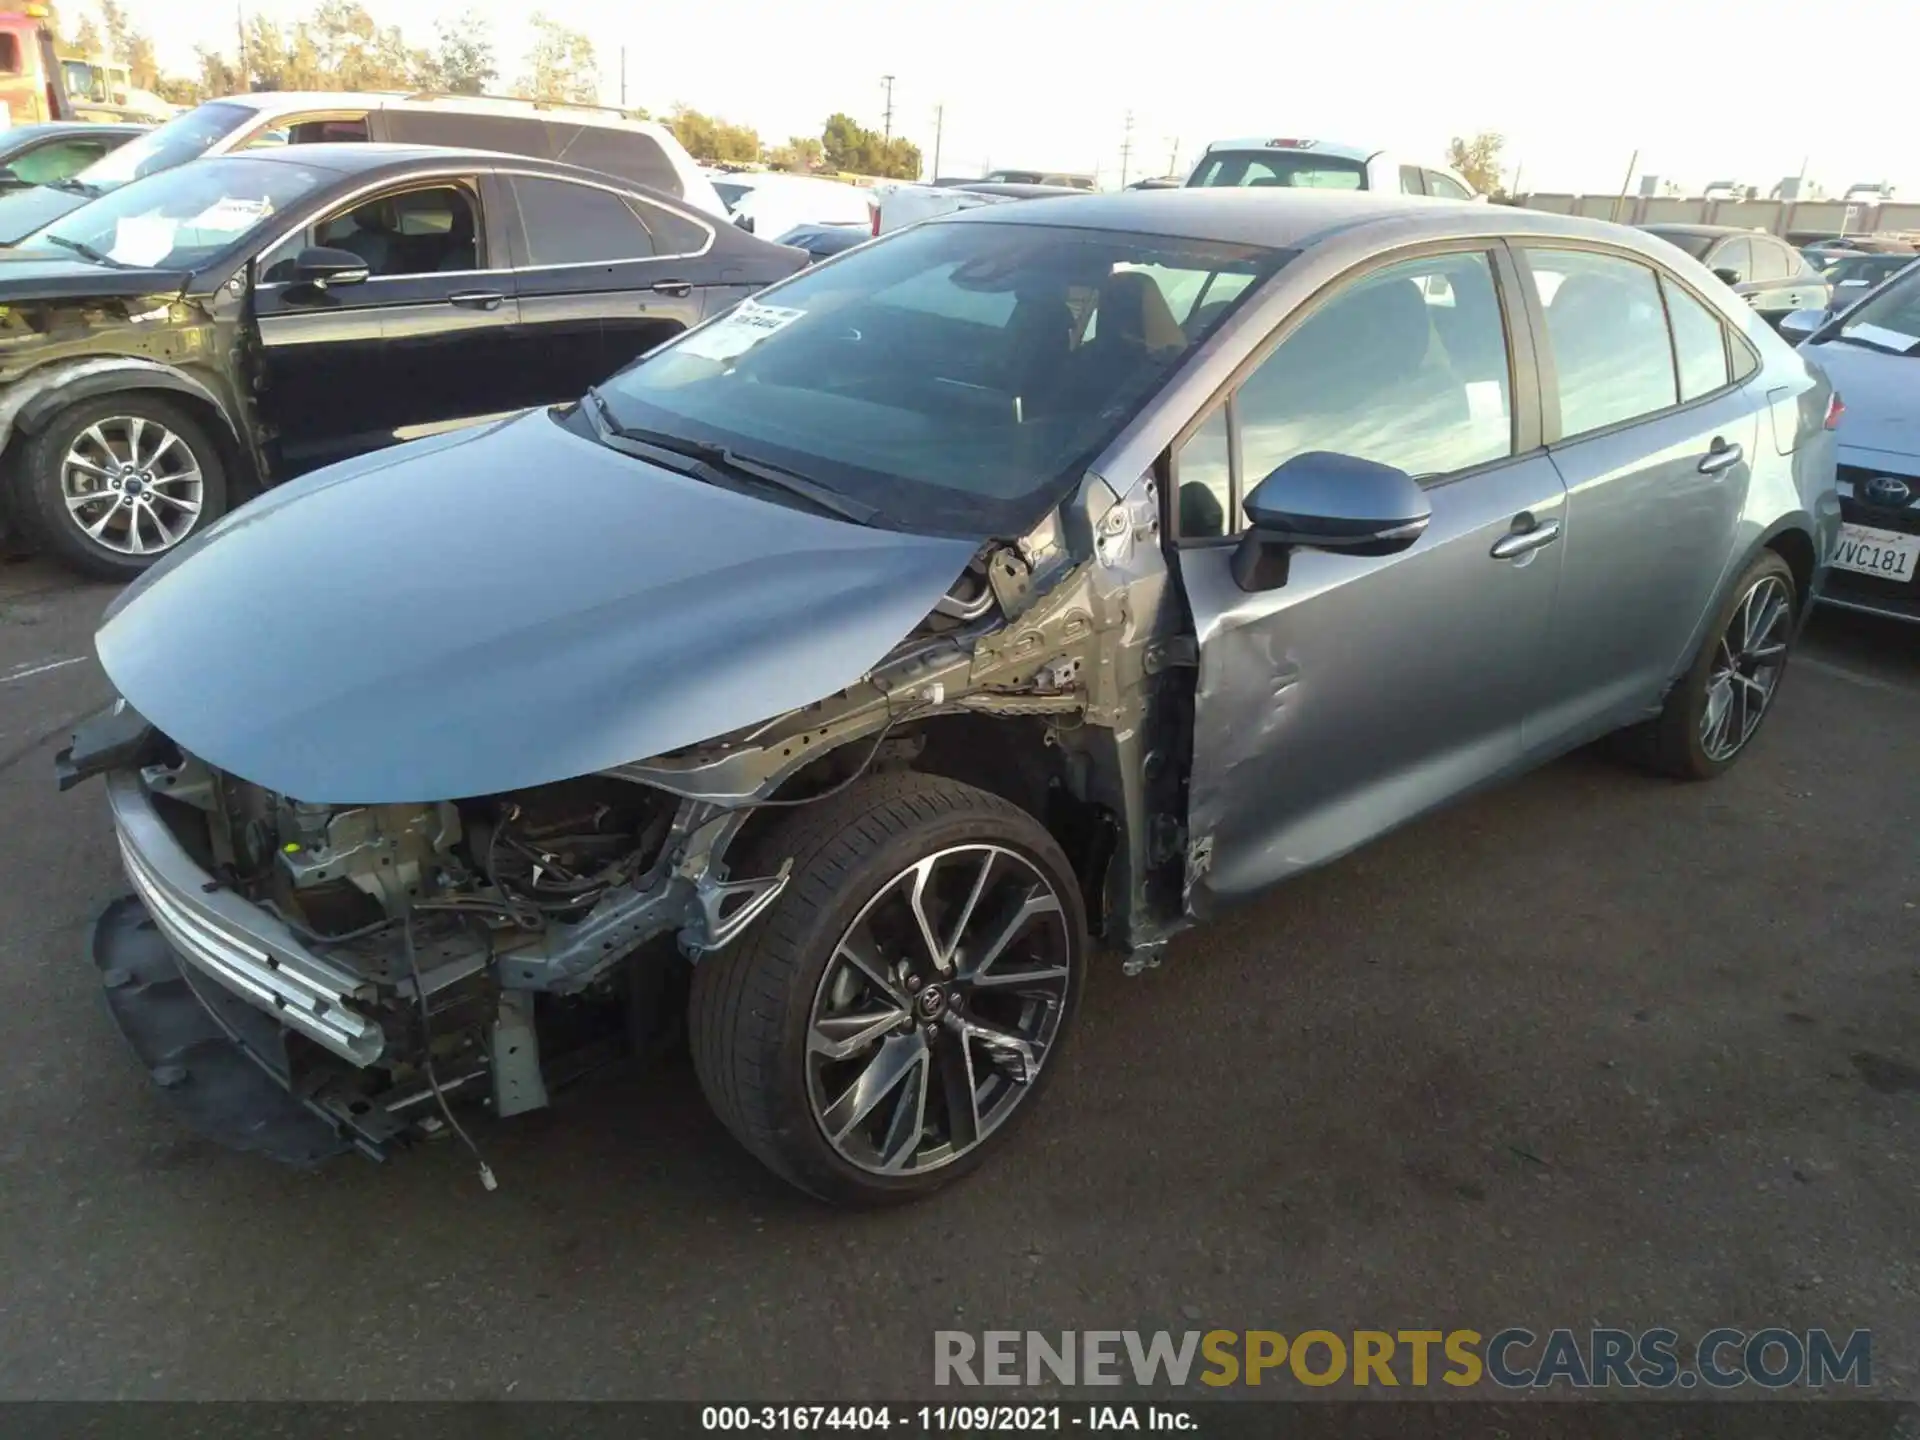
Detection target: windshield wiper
<box><xmin>37</xmin><ymin>233</ymin><xmax>124</xmax><ymax>268</ymax></box>
<box><xmin>584</xmin><ymin>387</ymin><xmax>877</xmax><ymax>525</ymax></box>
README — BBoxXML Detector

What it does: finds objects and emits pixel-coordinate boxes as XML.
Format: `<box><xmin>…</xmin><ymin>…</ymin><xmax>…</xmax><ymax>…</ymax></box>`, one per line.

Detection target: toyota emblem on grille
<box><xmin>1863</xmin><ymin>474</ymin><xmax>1913</xmax><ymax>507</ymax></box>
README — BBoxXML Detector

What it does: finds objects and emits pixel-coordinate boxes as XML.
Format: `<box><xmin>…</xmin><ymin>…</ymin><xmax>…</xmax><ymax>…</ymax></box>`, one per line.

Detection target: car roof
<box><xmin>1200</xmin><ymin>137</ymin><xmax>1376</xmax><ymax>163</ymax></box>
<box><xmin>224</xmin><ymin>141</ymin><xmax>488</xmax><ymax>173</ymax></box>
<box><xmin>7</xmin><ymin>120</ymin><xmax>147</xmax><ymax>138</ymax></box>
<box><xmin>213</xmin><ymin>90</ymin><xmax>677</xmax><ymax>137</ymax></box>
<box><xmin>1640</xmin><ymin>223</ymin><xmax>1762</xmax><ymax>239</ymax></box>
<box><xmin>209</xmin><ymin>91</ymin><xmax>408</xmax><ymax>114</ymax></box>
<box><xmin>948</xmin><ymin>188</ymin><xmax>1684</xmax><ymax>257</ymax></box>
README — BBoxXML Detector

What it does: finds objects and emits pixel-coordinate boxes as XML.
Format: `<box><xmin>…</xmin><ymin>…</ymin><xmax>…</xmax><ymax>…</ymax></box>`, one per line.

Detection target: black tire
<box><xmin>689</xmin><ymin>773</ymin><xmax>1087</xmax><ymax>1206</ymax></box>
<box><xmin>15</xmin><ymin>393</ymin><xmax>228</xmax><ymax>581</ymax></box>
<box><xmin>1632</xmin><ymin>550</ymin><xmax>1798</xmax><ymax>781</ymax></box>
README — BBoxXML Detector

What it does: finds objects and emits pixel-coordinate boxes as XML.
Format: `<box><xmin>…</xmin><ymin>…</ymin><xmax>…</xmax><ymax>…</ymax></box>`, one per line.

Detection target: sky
<box><xmin>108</xmin><ymin>0</ymin><xmax>1920</xmax><ymax>198</ymax></box>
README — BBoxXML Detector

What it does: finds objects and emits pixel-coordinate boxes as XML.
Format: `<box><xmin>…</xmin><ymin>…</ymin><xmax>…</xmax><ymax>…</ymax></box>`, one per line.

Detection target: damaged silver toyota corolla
<box><xmin>61</xmin><ymin>191</ymin><xmax>1838</xmax><ymax>1204</ymax></box>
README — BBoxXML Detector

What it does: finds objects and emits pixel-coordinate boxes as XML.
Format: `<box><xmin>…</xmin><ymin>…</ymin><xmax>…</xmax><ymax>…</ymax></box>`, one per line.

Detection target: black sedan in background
<box><xmin>0</xmin><ymin>144</ymin><xmax>807</xmax><ymax>577</ymax></box>
<box><xmin>0</xmin><ymin>121</ymin><xmax>145</xmax><ymax>192</ymax></box>
<box><xmin>1640</xmin><ymin>223</ymin><xmax>1830</xmax><ymax>324</ymax></box>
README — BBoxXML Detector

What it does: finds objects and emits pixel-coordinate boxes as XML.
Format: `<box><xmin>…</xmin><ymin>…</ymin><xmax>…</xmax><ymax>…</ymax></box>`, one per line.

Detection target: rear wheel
<box><xmin>1634</xmin><ymin>551</ymin><xmax>1797</xmax><ymax>780</ymax></box>
<box><xmin>16</xmin><ymin>394</ymin><xmax>227</xmax><ymax>580</ymax></box>
<box><xmin>689</xmin><ymin>774</ymin><xmax>1086</xmax><ymax>1206</ymax></box>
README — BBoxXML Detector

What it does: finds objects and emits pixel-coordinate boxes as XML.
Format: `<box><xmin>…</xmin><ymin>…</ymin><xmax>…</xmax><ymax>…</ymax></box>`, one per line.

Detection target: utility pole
<box><xmin>1119</xmin><ymin>110</ymin><xmax>1134</xmax><ymax>188</ymax></box>
<box><xmin>619</xmin><ymin>47</ymin><xmax>627</xmax><ymax>109</ymax></box>
<box><xmin>880</xmin><ymin>75</ymin><xmax>896</xmax><ymax>144</ymax></box>
<box><xmin>931</xmin><ymin>104</ymin><xmax>944</xmax><ymax>181</ymax></box>
<box><xmin>1166</xmin><ymin>136</ymin><xmax>1180</xmax><ymax>177</ymax></box>
<box><xmin>1610</xmin><ymin>148</ymin><xmax>1638</xmax><ymax>224</ymax></box>
<box><xmin>237</xmin><ymin>3</ymin><xmax>249</xmax><ymax>83</ymax></box>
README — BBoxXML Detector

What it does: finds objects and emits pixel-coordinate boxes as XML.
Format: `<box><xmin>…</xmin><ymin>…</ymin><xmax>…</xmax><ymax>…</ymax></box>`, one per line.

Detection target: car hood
<box><xmin>1806</xmin><ymin>338</ymin><xmax>1920</xmax><ymax>472</ymax></box>
<box><xmin>0</xmin><ymin>183</ymin><xmax>89</xmax><ymax>246</ymax></box>
<box><xmin>95</xmin><ymin>410</ymin><xmax>981</xmax><ymax>803</ymax></box>
<box><xmin>0</xmin><ymin>252</ymin><xmax>191</xmax><ymax>300</ymax></box>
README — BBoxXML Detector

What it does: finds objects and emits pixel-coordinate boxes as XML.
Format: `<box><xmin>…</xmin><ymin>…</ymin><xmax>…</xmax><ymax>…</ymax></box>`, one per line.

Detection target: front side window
<box><xmin>1710</xmin><ymin>236</ymin><xmax>1752</xmax><ymax>281</ymax></box>
<box><xmin>1233</xmin><ymin>250</ymin><xmax>1514</xmax><ymax>496</ymax></box>
<box><xmin>1174</xmin><ymin>404</ymin><xmax>1233</xmax><ymax>538</ymax></box>
<box><xmin>1526</xmin><ymin>248</ymin><xmax>1677</xmax><ymax>437</ymax></box>
<box><xmin>1662</xmin><ymin>276</ymin><xmax>1731</xmax><ymax>401</ymax></box>
<box><xmin>1188</xmin><ymin>150</ymin><xmax>1366</xmax><ymax>190</ymax></box>
<box><xmin>1749</xmin><ymin>238</ymin><xmax>1790</xmax><ymax>282</ymax></box>
<box><xmin>0</xmin><ymin>34</ymin><xmax>20</xmax><ymax>75</ymax></box>
<box><xmin>597</xmin><ymin>221</ymin><xmax>1285</xmax><ymax>536</ymax></box>
<box><xmin>20</xmin><ymin>155</ymin><xmax>331</xmax><ymax>270</ymax></box>
<box><xmin>1425</xmin><ymin>170</ymin><xmax>1472</xmax><ymax>200</ymax></box>
<box><xmin>1399</xmin><ymin>165</ymin><xmax>1425</xmax><ymax>195</ymax></box>
<box><xmin>259</xmin><ymin>183</ymin><xmax>482</xmax><ymax>281</ymax></box>
<box><xmin>511</xmin><ymin>176</ymin><xmax>657</xmax><ymax>265</ymax></box>
<box><xmin>75</xmin><ymin>101</ymin><xmax>256</xmax><ymax>191</ymax></box>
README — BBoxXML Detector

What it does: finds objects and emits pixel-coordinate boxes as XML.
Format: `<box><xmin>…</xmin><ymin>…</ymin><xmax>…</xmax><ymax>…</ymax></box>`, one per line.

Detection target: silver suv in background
<box><xmin>1186</xmin><ymin>137</ymin><xmax>1481</xmax><ymax>199</ymax></box>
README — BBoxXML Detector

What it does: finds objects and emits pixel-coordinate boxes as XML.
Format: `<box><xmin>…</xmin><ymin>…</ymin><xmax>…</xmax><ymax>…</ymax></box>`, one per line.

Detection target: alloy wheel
<box><xmin>805</xmin><ymin>844</ymin><xmax>1074</xmax><ymax>1176</ymax></box>
<box><xmin>60</xmin><ymin>416</ymin><xmax>205</xmax><ymax>557</ymax></box>
<box><xmin>1700</xmin><ymin>574</ymin><xmax>1792</xmax><ymax>762</ymax></box>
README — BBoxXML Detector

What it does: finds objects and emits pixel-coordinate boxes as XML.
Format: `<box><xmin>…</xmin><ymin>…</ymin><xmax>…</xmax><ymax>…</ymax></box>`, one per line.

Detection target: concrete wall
<box><xmin>1513</xmin><ymin>193</ymin><xmax>1915</xmax><ymax>239</ymax></box>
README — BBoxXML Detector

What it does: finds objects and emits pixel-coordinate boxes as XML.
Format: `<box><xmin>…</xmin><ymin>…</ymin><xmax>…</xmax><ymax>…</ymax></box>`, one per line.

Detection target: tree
<box><xmin>1446</xmin><ymin>132</ymin><xmax>1506</xmax><ymax>198</ymax></box>
<box><xmin>768</xmin><ymin>135</ymin><xmax>824</xmax><ymax>173</ymax></box>
<box><xmin>426</xmin><ymin>10</ymin><xmax>497</xmax><ymax>95</ymax></box>
<box><xmin>819</xmin><ymin>113</ymin><xmax>918</xmax><ymax>178</ymax></box>
<box><xmin>67</xmin><ymin>15</ymin><xmax>103</xmax><ymax>55</ymax></box>
<box><xmin>99</xmin><ymin>0</ymin><xmax>133</xmax><ymax>64</ymax></box>
<box><xmin>518</xmin><ymin>13</ymin><xmax>598</xmax><ymax>104</ymax></box>
<box><xmin>192</xmin><ymin>43</ymin><xmax>241</xmax><ymax>100</ymax></box>
<box><xmin>667</xmin><ymin>105</ymin><xmax>760</xmax><ymax>165</ymax></box>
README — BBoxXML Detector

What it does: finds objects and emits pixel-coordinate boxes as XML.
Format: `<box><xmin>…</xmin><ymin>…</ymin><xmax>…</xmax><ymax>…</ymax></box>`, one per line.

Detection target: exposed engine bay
<box><xmin>81</xmin><ymin>495</ymin><xmax>1181</xmax><ymax>1165</ymax></box>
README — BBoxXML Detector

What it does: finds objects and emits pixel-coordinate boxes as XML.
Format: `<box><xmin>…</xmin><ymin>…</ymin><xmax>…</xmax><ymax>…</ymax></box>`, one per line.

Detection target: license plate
<box><xmin>1833</xmin><ymin>523</ymin><xmax>1920</xmax><ymax>582</ymax></box>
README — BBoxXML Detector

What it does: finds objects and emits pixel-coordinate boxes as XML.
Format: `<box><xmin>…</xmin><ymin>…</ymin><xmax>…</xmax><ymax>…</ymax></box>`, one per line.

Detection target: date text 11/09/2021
<box><xmin>702</xmin><ymin>1408</ymin><xmax>1191</xmax><ymax>1432</ymax></box>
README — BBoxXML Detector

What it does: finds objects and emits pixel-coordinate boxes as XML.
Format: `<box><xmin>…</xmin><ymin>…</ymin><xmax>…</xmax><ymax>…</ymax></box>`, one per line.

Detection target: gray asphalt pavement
<box><xmin>0</xmin><ymin>553</ymin><xmax>1915</xmax><ymax>1401</ymax></box>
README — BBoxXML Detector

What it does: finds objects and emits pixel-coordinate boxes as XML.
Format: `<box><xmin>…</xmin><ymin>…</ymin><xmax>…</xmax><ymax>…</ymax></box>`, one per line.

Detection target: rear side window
<box><xmin>1526</xmin><ymin>248</ymin><xmax>1677</xmax><ymax>438</ymax></box>
<box><xmin>630</xmin><ymin>196</ymin><xmax>709</xmax><ymax>255</ymax></box>
<box><xmin>1661</xmin><ymin>277</ymin><xmax>1731</xmax><ymax>401</ymax></box>
<box><xmin>1189</xmin><ymin>150</ymin><xmax>1366</xmax><ymax>190</ymax></box>
<box><xmin>510</xmin><ymin>176</ymin><xmax>655</xmax><ymax>265</ymax></box>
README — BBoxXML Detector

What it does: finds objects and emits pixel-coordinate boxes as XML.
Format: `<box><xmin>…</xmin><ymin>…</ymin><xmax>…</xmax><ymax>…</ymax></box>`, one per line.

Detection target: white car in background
<box><xmin>709</xmin><ymin>171</ymin><xmax>873</xmax><ymax>239</ymax></box>
<box><xmin>1186</xmin><ymin>137</ymin><xmax>1481</xmax><ymax>200</ymax></box>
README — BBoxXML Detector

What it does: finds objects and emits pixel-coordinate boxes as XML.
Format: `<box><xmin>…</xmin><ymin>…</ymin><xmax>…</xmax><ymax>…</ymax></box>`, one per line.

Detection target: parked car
<box><xmin>773</xmin><ymin>220</ymin><xmax>867</xmax><ymax>264</ymax></box>
<box><xmin>711</xmin><ymin>170</ymin><xmax>873</xmax><ymax>238</ymax></box>
<box><xmin>0</xmin><ymin>90</ymin><xmax>728</xmax><ymax>245</ymax></box>
<box><xmin>0</xmin><ymin>120</ymin><xmax>144</xmax><ymax>191</ymax></box>
<box><xmin>1186</xmin><ymin>137</ymin><xmax>1480</xmax><ymax>199</ymax></box>
<box><xmin>980</xmin><ymin>168</ymin><xmax>1095</xmax><ymax>190</ymax></box>
<box><xmin>1639</xmin><ymin>224</ymin><xmax>1830</xmax><ymax>325</ymax></box>
<box><xmin>0</xmin><ymin>143</ymin><xmax>805</xmax><ymax>577</ymax></box>
<box><xmin>1814</xmin><ymin>251</ymin><xmax>1916</xmax><ymax>312</ymax></box>
<box><xmin>62</xmin><ymin>190</ymin><xmax>1837</xmax><ymax>1204</ymax></box>
<box><xmin>873</xmin><ymin>179</ymin><xmax>1086</xmax><ymax>235</ymax></box>
<box><xmin>1780</xmin><ymin>264</ymin><xmax>1920</xmax><ymax>621</ymax></box>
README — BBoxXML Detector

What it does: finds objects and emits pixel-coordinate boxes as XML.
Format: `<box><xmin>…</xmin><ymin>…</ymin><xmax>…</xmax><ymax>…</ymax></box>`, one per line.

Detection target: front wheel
<box><xmin>1637</xmin><ymin>550</ymin><xmax>1798</xmax><ymax>780</ymax></box>
<box><xmin>15</xmin><ymin>394</ymin><xmax>228</xmax><ymax>580</ymax></box>
<box><xmin>690</xmin><ymin>774</ymin><xmax>1086</xmax><ymax>1206</ymax></box>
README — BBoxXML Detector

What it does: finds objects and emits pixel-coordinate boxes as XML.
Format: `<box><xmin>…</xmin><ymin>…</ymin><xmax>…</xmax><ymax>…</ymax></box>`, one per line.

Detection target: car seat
<box><xmin>438</xmin><ymin>202</ymin><xmax>477</xmax><ymax>272</ymax></box>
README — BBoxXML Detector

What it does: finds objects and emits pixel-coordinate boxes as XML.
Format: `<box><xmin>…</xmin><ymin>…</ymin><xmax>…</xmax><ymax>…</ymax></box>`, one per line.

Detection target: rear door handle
<box><xmin>1490</xmin><ymin>517</ymin><xmax>1561</xmax><ymax>560</ymax></box>
<box><xmin>650</xmin><ymin>279</ymin><xmax>694</xmax><ymax>298</ymax></box>
<box><xmin>447</xmin><ymin>290</ymin><xmax>506</xmax><ymax>311</ymax></box>
<box><xmin>1698</xmin><ymin>438</ymin><xmax>1744</xmax><ymax>475</ymax></box>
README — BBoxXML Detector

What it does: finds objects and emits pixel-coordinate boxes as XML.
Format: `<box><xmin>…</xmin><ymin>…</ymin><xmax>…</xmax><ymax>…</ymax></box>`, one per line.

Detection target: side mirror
<box><xmin>1232</xmin><ymin>452</ymin><xmax>1432</xmax><ymax>592</ymax></box>
<box><xmin>291</xmin><ymin>245</ymin><xmax>370</xmax><ymax>290</ymax></box>
<box><xmin>734</xmin><ymin>212</ymin><xmax>756</xmax><ymax>234</ymax></box>
<box><xmin>1778</xmin><ymin>308</ymin><xmax>1827</xmax><ymax>343</ymax></box>
<box><xmin>1711</xmin><ymin>267</ymin><xmax>1743</xmax><ymax>288</ymax></box>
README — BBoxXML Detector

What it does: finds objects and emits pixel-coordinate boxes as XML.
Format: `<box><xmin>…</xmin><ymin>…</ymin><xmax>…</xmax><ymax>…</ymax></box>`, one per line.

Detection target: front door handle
<box><xmin>650</xmin><ymin>279</ymin><xmax>694</xmax><ymax>298</ymax></box>
<box><xmin>1698</xmin><ymin>437</ymin><xmax>1744</xmax><ymax>475</ymax></box>
<box><xmin>448</xmin><ymin>290</ymin><xmax>505</xmax><ymax>311</ymax></box>
<box><xmin>1490</xmin><ymin>517</ymin><xmax>1562</xmax><ymax>560</ymax></box>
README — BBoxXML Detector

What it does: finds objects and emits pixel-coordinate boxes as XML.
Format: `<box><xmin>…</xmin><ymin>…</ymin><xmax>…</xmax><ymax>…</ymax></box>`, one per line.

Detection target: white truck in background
<box><xmin>1185</xmin><ymin>137</ymin><xmax>1482</xmax><ymax>200</ymax></box>
<box><xmin>871</xmin><ymin>179</ymin><xmax>1090</xmax><ymax>235</ymax></box>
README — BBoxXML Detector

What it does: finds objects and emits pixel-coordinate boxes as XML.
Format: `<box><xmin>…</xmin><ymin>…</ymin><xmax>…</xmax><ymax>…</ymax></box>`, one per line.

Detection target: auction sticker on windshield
<box><xmin>1832</xmin><ymin>522</ymin><xmax>1919</xmax><ymax>582</ymax></box>
<box><xmin>674</xmin><ymin>301</ymin><xmax>806</xmax><ymax>363</ymax></box>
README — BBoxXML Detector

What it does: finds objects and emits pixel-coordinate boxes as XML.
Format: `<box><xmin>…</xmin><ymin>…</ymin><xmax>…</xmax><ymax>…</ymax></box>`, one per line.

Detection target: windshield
<box><xmin>594</xmin><ymin>221</ymin><xmax>1285</xmax><ymax>536</ymax></box>
<box><xmin>1188</xmin><ymin>150</ymin><xmax>1366</xmax><ymax>190</ymax></box>
<box><xmin>20</xmin><ymin>156</ymin><xmax>335</xmax><ymax>271</ymax></box>
<box><xmin>1833</xmin><ymin>264</ymin><xmax>1920</xmax><ymax>354</ymax></box>
<box><xmin>71</xmin><ymin>101</ymin><xmax>255</xmax><ymax>192</ymax></box>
